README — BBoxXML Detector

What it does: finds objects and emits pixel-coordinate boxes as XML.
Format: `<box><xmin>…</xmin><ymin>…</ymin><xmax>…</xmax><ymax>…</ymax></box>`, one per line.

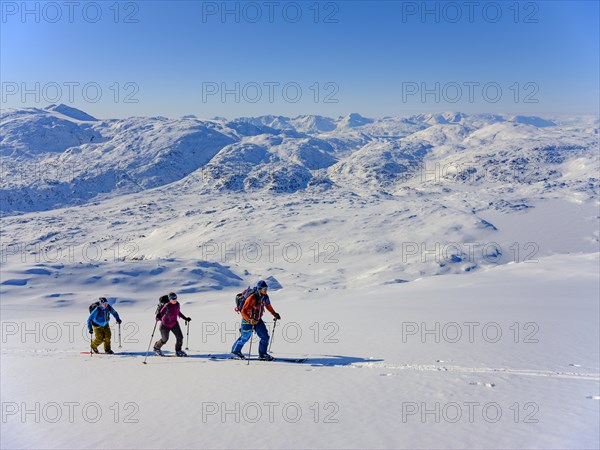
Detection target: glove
<box><xmin>156</xmin><ymin>315</ymin><xmax>161</xmax><ymax>321</ymax></box>
<box><xmin>185</xmin><ymin>317</ymin><xmax>191</xmax><ymax>323</ymax></box>
<box><xmin>116</xmin><ymin>319</ymin><xmax>122</xmax><ymax>324</ymax></box>
<box><xmin>249</xmin><ymin>319</ymin><xmax>258</xmax><ymax>325</ymax></box>
<box><xmin>89</xmin><ymin>330</ymin><xmax>93</xmax><ymax>335</ymax></box>
<box><xmin>273</xmin><ymin>312</ymin><xmax>281</xmax><ymax>321</ymax></box>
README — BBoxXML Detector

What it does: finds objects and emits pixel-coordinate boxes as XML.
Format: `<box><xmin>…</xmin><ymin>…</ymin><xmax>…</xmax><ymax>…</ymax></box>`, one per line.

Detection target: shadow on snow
<box><xmin>95</xmin><ymin>352</ymin><xmax>382</xmax><ymax>366</ymax></box>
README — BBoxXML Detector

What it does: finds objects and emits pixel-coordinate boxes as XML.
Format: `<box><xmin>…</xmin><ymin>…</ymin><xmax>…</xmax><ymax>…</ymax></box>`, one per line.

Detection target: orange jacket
<box><xmin>241</xmin><ymin>292</ymin><xmax>276</xmax><ymax>322</ymax></box>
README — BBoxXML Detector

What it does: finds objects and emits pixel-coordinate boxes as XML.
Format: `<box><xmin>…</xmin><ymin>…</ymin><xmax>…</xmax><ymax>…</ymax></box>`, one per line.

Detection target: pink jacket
<box><xmin>158</xmin><ymin>302</ymin><xmax>187</xmax><ymax>328</ymax></box>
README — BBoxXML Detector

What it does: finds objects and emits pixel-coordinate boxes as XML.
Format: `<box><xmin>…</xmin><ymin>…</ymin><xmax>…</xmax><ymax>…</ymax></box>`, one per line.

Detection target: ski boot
<box><xmin>231</xmin><ymin>350</ymin><xmax>246</xmax><ymax>360</ymax></box>
<box><xmin>176</xmin><ymin>350</ymin><xmax>188</xmax><ymax>357</ymax></box>
<box><xmin>259</xmin><ymin>353</ymin><xmax>274</xmax><ymax>361</ymax></box>
<box><xmin>153</xmin><ymin>348</ymin><xmax>164</xmax><ymax>356</ymax></box>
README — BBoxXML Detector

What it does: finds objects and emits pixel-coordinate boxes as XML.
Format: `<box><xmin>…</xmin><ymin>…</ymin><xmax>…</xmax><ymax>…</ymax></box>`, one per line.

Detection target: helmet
<box><xmin>256</xmin><ymin>280</ymin><xmax>268</xmax><ymax>290</ymax></box>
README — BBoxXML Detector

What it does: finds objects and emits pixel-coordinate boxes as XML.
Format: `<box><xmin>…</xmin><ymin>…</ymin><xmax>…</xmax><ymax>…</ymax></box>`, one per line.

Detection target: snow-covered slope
<box><xmin>290</xmin><ymin>115</ymin><xmax>337</xmax><ymax>133</ymax></box>
<box><xmin>1</xmin><ymin>253</ymin><xmax>598</xmax><ymax>449</ymax></box>
<box><xmin>45</xmin><ymin>103</ymin><xmax>98</xmax><ymax>122</ymax></box>
<box><xmin>328</xmin><ymin>139</ymin><xmax>432</xmax><ymax>190</ymax></box>
<box><xmin>188</xmin><ymin>134</ymin><xmax>338</xmax><ymax>192</ymax></box>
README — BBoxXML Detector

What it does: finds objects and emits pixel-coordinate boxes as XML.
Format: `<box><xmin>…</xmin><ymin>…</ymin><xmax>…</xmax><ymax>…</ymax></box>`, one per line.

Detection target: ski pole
<box><xmin>118</xmin><ymin>322</ymin><xmax>122</xmax><ymax>349</ymax></box>
<box><xmin>143</xmin><ymin>320</ymin><xmax>159</xmax><ymax>365</ymax></box>
<box><xmin>185</xmin><ymin>320</ymin><xmax>190</xmax><ymax>351</ymax></box>
<box><xmin>268</xmin><ymin>318</ymin><xmax>278</xmax><ymax>353</ymax></box>
<box><xmin>90</xmin><ymin>328</ymin><xmax>94</xmax><ymax>357</ymax></box>
<box><xmin>247</xmin><ymin>325</ymin><xmax>254</xmax><ymax>366</ymax></box>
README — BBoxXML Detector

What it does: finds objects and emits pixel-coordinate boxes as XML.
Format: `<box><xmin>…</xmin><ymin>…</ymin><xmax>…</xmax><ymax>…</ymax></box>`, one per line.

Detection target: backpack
<box><xmin>156</xmin><ymin>295</ymin><xmax>170</xmax><ymax>317</ymax></box>
<box><xmin>235</xmin><ymin>287</ymin><xmax>257</xmax><ymax>313</ymax></box>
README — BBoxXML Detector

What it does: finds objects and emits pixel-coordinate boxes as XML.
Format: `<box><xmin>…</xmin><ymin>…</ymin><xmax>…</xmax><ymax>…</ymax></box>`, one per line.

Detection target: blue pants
<box><xmin>232</xmin><ymin>320</ymin><xmax>270</xmax><ymax>355</ymax></box>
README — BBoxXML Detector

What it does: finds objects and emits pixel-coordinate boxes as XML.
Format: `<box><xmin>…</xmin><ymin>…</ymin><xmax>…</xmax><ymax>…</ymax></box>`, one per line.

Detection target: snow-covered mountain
<box><xmin>1</xmin><ymin>105</ymin><xmax>598</xmax><ymax>286</ymax></box>
<box><xmin>1</xmin><ymin>106</ymin><xmax>102</xmax><ymax>156</ymax></box>
<box><xmin>0</xmin><ymin>106</ymin><xmax>599</xmax><ymax>287</ymax></box>
<box><xmin>328</xmin><ymin>139</ymin><xmax>432</xmax><ymax>189</ymax></box>
<box><xmin>1</xmin><ymin>106</ymin><xmax>597</xmax><ymax>214</ymax></box>
<box><xmin>1</xmin><ymin>108</ymin><xmax>237</xmax><ymax>211</ymax></box>
<box><xmin>188</xmin><ymin>134</ymin><xmax>338</xmax><ymax>193</ymax></box>
<box><xmin>336</xmin><ymin>112</ymin><xmax>375</xmax><ymax>128</ymax></box>
<box><xmin>45</xmin><ymin>103</ymin><xmax>98</xmax><ymax>122</ymax></box>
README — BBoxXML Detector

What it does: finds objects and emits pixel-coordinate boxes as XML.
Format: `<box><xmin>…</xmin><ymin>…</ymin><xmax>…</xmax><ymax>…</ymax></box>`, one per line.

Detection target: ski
<box><xmin>154</xmin><ymin>351</ymin><xmax>187</xmax><ymax>358</ymax></box>
<box><xmin>80</xmin><ymin>351</ymin><xmax>115</xmax><ymax>355</ymax></box>
<box><xmin>209</xmin><ymin>354</ymin><xmax>307</xmax><ymax>363</ymax></box>
<box><xmin>272</xmin><ymin>357</ymin><xmax>307</xmax><ymax>363</ymax></box>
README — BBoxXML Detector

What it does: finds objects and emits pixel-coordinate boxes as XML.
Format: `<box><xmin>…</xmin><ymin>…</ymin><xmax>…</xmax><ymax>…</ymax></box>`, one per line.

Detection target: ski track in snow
<box><xmin>351</xmin><ymin>361</ymin><xmax>600</xmax><ymax>381</ymax></box>
<box><xmin>3</xmin><ymin>348</ymin><xmax>598</xmax><ymax>381</ymax></box>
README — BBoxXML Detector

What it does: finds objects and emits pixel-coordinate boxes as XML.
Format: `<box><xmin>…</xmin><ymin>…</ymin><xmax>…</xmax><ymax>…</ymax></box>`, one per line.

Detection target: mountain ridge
<box><xmin>1</xmin><ymin>106</ymin><xmax>597</xmax><ymax>215</ymax></box>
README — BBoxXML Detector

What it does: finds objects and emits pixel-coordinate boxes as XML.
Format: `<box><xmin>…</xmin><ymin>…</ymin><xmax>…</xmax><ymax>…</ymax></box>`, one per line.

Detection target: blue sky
<box><xmin>1</xmin><ymin>0</ymin><xmax>598</xmax><ymax>119</ymax></box>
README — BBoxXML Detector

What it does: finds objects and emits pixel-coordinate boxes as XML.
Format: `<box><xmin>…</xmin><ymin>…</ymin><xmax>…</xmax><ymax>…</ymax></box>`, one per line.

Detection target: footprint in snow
<box><xmin>586</xmin><ymin>395</ymin><xmax>600</xmax><ymax>400</ymax></box>
<box><xmin>469</xmin><ymin>381</ymin><xmax>496</xmax><ymax>388</ymax></box>
<box><xmin>569</xmin><ymin>363</ymin><xmax>581</xmax><ymax>367</ymax></box>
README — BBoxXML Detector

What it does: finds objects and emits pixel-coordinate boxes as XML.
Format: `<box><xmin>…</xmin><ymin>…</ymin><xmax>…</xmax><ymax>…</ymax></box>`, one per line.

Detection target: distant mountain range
<box><xmin>1</xmin><ymin>105</ymin><xmax>598</xmax><ymax>214</ymax></box>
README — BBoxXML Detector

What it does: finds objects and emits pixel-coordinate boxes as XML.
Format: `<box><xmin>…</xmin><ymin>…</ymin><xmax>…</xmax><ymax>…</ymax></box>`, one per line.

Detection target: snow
<box><xmin>1</xmin><ymin>106</ymin><xmax>599</xmax><ymax>449</ymax></box>
<box><xmin>1</xmin><ymin>254</ymin><xmax>598</xmax><ymax>449</ymax></box>
<box><xmin>45</xmin><ymin>104</ymin><xmax>98</xmax><ymax>122</ymax></box>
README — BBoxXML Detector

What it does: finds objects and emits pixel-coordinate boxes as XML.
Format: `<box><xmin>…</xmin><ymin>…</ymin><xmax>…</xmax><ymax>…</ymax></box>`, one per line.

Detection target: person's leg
<box><xmin>154</xmin><ymin>325</ymin><xmax>170</xmax><ymax>350</ymax></box>
<box><xmin>103</xmin><ymin>325</ymin><xmax>112</xmax><ymax>352</ymax></box>
<box><xmin>231</xmin><ymin>321</ymin><xmax>253</xmax><ymax>353</ymax></box>
<box><xmin>254</xmin><ymin>320</ymin><xmax>270</xmax><ymax>355</ymax></box>
<box><xmin>91</xmin><ymin>325</ymin><xmax>103</xmax><ymax>351</ymax></box>
<box><xmin>172</xmin><ymin>323</ymin><xmax>184</xmax><ymax>351</ymax></box>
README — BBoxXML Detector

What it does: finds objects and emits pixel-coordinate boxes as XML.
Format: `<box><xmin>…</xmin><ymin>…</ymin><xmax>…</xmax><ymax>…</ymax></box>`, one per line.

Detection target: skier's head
<box><xmin>168</xmin><ymin>292</ymin><xmax>178</xmax><ymax>303</ymax></box>
<box><xmin>99</xmin><ymin>297</ymin><xmax>108</xmax><ymax>308</ymax></box>
<box><xmin>256</xmin><ymin>280</ymin><xmax>268</xmax><ymax>294</ymax></box>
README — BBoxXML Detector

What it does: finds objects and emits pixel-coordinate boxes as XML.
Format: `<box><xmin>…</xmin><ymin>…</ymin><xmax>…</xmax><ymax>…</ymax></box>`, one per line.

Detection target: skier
<box><xmin>153</xmin><ymin>292</ymin><xmax>191</xmax><ymax>357</ymax></box>
<box><xmin>231</xmin><ymin>280</ymin><xmax>281</xmax><ymax>360</ymax></box>
<box><xmin>87</xmin><ymin>297</ymin><xmax>122</xmax><ymax>354</ymax></box>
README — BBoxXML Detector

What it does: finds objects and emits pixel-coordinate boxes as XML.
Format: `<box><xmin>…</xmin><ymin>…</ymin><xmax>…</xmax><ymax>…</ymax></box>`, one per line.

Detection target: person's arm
<box><xmin>241</xmin><ymin>294</ymin><xmax>255</xmax><ymax>322</ymax></box>
<box><xmin>87</xmin><ymin>308</ymin><xmax>97</xmax><ymax>332</ymax></box>
<box><xmin>109</xmin><ymin>306</ymin><xmax>122</xmax><ymax>323</ymax></box>
<box><xmin>265</xmin><ymin>304</ymin><xmax>281</xmax><ymax>320</ymax></box>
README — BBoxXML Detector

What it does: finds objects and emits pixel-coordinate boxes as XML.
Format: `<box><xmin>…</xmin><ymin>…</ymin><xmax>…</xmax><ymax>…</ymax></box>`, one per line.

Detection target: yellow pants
<box><xmin>91</xmin><ymin>324</ymin><xmax>112</xmax><ymax>352</ymax></box>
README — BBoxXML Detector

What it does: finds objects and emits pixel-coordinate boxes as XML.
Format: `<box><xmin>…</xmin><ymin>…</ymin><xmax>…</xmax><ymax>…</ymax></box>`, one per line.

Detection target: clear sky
<box><xmin>1</xmin><ymin>0</ymin><xmax>598</xmax><ymax>119</ymax></box>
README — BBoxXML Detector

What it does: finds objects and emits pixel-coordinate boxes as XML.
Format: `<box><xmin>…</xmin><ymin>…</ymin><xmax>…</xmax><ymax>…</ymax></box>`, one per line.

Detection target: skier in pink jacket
<box><xmin>153</xmin><ymin>292</ymin><xmax>191</xmax><ymax>357</ymax></box>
